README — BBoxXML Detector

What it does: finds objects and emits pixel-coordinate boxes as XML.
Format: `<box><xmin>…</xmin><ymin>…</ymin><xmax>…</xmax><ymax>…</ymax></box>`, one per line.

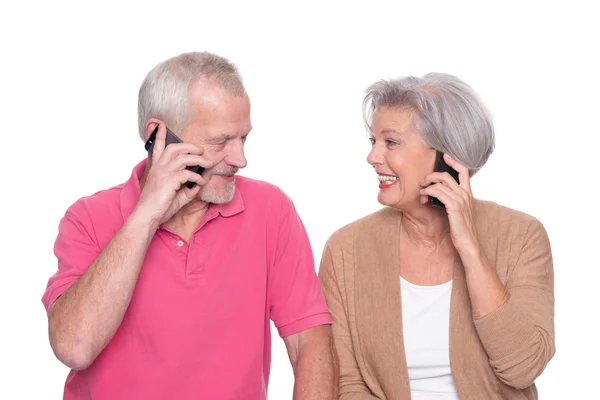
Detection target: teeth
<box><xmin>378</xmin><ymin>175</ymin><xmax>398</xmax><ymax>183</ymax></box>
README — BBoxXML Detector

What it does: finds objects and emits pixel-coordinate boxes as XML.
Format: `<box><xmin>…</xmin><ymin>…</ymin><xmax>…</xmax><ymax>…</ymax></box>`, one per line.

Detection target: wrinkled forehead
<box><xmin>186</xmin><ymin>80</ymin><xmax>250</xmax><ymax>126</ymax></box>
<box><xmin>370</xmin><ymin>106</ymin><xmax>420</xmax><ymax>135</ymax></box>
<box><xmin>179</xmin><ymin>102</ymin><xmax>251</xmax><ymax>147</ymax></box>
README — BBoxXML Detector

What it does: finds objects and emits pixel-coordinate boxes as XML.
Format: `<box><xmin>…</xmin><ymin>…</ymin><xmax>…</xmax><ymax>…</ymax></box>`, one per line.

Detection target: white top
<box><xmin>400</xmin><ymin>276</ymin><xmax>459</xmax><ymax>399</ymax></box>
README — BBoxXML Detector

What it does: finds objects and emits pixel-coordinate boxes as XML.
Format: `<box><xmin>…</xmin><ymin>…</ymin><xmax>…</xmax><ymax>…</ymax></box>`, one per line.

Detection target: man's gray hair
<box><xmin>363</xmin><ymin>73</ymin><xmax>495</xmax><ymax>175</ymax></box>
<box><xmin>138</xmin><ymin>51</ymin><xmax>246</xmax><ymax>141</ymax></box>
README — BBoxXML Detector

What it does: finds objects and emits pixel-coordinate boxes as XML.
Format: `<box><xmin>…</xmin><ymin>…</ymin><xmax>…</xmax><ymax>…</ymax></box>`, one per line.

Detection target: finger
<box><xmin>152</xmin><ymin>123</ymin><xmax>167</xmax><ymax>162</ymax></box>
<box><xmin>159</xmin><ymin>143</ymin><xmax>204</xmax><ymax>165</ymax></box>
<box><xmin>177</xmin><ymin>169</ymin><xmax>207</xmax><ymax>187</ymax></box>
<box><xmin>421</xmin><ymin>172</ymin><xmax>461</xmax><ymax>192</ymax></box>
<box><xmin>167</xmin><ymin>155</ymin><xmax>214</xmax><ymax>172</ymax></box>
<box><xmin>443</xmin><ymin>153</ymin><xmax>471</xmax><ymax>192</ymax></box>
<box><xmin>420</xmin><ymin>184</ymin><xmax>460</xmax><ymax>208</ymax></box>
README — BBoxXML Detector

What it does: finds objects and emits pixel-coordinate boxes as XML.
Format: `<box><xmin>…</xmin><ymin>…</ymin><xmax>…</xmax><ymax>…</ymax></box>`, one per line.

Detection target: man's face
<box><xmin>179</xmin><ymin>81</ymin><xmax>252</xmax><ymax>204</ymax></box>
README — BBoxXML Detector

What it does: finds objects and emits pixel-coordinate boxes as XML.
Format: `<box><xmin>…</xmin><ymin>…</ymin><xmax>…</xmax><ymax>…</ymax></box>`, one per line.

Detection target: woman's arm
<box><xmin>470</xmin><ymin>219</ymin><xmax>555</xmax><ymax>389</ymax></box>
<box><xmin>421</xmin><ymin>154</ymin><xmax>555</xmax><ymax>389</ymax></box>
<box><xmin>319</xmin><ymin>245</ymin><xmax>380</xmax><ymax>400</ymax></box>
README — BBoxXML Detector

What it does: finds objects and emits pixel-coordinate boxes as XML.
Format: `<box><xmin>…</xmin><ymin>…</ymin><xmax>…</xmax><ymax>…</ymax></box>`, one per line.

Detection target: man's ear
<box><xmin>143</xmin><ymin>118</ymin><xmax>163</xmax><ymax>140</ymax></box>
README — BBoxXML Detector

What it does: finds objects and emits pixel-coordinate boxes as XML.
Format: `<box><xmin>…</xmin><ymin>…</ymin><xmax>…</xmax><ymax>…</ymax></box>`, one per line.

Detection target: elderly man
<box><xmin>42</xmin><ymin>51</ymin><xmax>337</xmax><ymax>399</ymax></box>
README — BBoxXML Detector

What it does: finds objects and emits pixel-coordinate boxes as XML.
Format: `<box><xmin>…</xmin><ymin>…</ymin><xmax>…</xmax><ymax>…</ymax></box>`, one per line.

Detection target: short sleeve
<box><xmin>41</xmin><ymin>206</ymin><xmax>100</xmax><ymax>312</ymax></box>
<box><xmin>269</xmin><ymin>195</ymin><xmax>332</xmax><ymax>337</ymax></box>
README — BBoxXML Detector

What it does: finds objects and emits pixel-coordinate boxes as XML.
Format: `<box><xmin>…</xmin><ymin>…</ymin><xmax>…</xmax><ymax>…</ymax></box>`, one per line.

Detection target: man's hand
<box><xmin>135</xmin><ymin>123</ymin><xmax>213</xmax><ymax>226</ymax></box>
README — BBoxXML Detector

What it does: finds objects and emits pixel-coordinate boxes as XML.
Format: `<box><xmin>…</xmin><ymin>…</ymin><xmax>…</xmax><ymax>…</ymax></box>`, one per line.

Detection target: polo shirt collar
<box><xmin>211</xmin><ymin>184</ymin><xmax>245</xmax><ymax>217</ymax></box>
<box><xmin>119</xmin><ymin>158</ymin><xmax>245</xmax><ymax>222</ymax></box>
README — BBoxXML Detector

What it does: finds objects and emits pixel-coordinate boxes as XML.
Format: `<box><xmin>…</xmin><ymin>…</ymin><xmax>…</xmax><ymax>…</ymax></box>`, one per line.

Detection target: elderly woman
<box><xmin>319</xmin><ymin>73</ymin><xmax>555</xmax><ymax>399</ymax></box>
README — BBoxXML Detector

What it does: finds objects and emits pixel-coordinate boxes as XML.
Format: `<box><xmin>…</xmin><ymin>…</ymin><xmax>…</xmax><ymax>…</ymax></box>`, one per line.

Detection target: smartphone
<box><xmin>144</xmin><ymin>124</ymin><xmax>205</xmax><ymax>189</ymax></box>
<box><xmin>429</xmin><ymin>151</ymin><xmax>459</xmax><ymax>209</ymax></box>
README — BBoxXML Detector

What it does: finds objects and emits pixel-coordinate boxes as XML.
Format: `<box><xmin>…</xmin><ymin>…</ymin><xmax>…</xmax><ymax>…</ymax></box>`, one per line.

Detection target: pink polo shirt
<box><xmin>42</xmin><ymin>159</ymin><xmax>332</xmax><ymax>400</ymax></box>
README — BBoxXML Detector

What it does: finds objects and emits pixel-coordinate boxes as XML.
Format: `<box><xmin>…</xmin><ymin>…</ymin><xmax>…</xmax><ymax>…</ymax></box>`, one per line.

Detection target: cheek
<box><xmin>207</xmin><ymin>159</ymin><xmax>226</xmax><ymax>173</ymax></box>
<box><xmin>386</xmin><ymin>151</ymin><xmax>425</xmax><ymax>190</ymax></box>
<box><xmin>385</xmin><ymin>151</ymin><xmax>407</xmax><ymax>177</ymax></box>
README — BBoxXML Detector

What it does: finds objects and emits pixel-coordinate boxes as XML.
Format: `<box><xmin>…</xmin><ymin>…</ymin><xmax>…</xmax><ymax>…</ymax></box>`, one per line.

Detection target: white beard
<box><xmin>199</xmin><ymin>179</ymin><xmax>236</xmax><ymax>204</ymax></box>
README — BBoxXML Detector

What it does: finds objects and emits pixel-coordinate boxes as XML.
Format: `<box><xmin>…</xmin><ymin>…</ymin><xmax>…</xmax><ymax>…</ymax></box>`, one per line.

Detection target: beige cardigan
<box><xmin>318</xmin><ymin>200</ymin><xmax>555</xmax><ymax>399</ymax></box>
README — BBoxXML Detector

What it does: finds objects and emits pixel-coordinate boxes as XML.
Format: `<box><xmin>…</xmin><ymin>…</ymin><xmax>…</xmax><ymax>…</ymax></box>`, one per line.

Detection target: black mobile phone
<box><xmin>429</xmin><ymin>151</ymin><xmax>459</xmax><ymax>209</ymax></box>
<box><xmin>144</xmin><ymin>124</ymin><xmax>205</xmax><ymax>189</ymax></box>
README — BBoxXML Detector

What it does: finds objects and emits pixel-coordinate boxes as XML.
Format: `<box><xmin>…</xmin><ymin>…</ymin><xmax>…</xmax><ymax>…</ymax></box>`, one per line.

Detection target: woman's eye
<box><xmin>369</xmin><ymin>137</ymin><xmax>399</xmax><ymax>147</ymax></box>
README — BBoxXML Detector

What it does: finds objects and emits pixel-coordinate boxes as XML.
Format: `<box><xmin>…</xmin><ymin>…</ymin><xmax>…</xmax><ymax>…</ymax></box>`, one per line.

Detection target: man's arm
<box><xmin>48</xmin><ymin>212</ymin><xmax>157</xmax><ymax>370</ymax></box>
<box><xmin>47</xmin><ymin>123</ymin><xmax>210</xmax><ymax>370</ymax></box>
<box><xmin>284</xmin><ymin>325</ymin><xmax>339</xmax><ymax>400</ymax></box>
<box><xmin>267</xmin><ymin>188</ymin><xmax>338</xmax><ymax>397</ymax></box>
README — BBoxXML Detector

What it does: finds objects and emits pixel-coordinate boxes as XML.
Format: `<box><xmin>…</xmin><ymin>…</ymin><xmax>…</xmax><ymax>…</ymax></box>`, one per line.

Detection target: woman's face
<box><xmin>367</xmin><ymin>106</ymin><xmax>437</xmax><ymax>210</ymax></box>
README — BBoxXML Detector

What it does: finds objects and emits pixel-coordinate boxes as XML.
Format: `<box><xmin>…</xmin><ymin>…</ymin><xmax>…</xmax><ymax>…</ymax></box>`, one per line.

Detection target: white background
<box><xmin>1</xmin><ymin>0</ymin><xmax>598</xmax><ymax>398</ymax></box>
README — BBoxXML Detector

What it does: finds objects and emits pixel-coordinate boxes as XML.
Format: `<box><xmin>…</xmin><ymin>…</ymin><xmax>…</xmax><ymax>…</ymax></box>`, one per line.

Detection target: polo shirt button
<box><xmin>177</xmin><ymin>240</ymin><xmax>184</xmax><ymax>247</ymax></box>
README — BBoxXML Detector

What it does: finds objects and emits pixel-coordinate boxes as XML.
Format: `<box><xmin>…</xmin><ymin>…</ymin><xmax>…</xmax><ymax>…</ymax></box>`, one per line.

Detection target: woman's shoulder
<box><xmin>325</xmin><ymin>207</ymin><xmax>401</xmax><ymax>250</ymax></box>
<box><xmin>324</xmin><ymin>201</ymin><xmax>547</xmax><ymax>251</ymax></box>
<box><xmin>474</xmin><ymin>199</ymin><xmax>537</xmax><ymax>224</ymax></box>
<box><xmin>473</xmin><ymin>199</ymin><xmax>549</xmax><ymax>251</ymax></box>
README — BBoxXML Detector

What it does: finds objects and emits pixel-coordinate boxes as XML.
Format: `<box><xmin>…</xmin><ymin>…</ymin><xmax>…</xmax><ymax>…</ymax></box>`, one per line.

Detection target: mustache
<box><xmin>208</xmin><ymin>168</ymin><xmax>239</xmax><ymax>176</ymax></box>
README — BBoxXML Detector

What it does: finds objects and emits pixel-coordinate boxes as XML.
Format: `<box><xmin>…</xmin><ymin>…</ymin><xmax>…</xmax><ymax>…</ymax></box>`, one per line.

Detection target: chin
<box><xmin>377</xmin><ymin>191</ymin><xmax>417</xmax><ymax>212</ymax></box>
<box><xmin>377</xmin><ymin>189</ymin><xmax>401</xmax><ymax>207</ymax></box>
<box><xmin>199</xmin><ymin>183</ymin><xmax>235</xmax><ymax>204</ymax></box>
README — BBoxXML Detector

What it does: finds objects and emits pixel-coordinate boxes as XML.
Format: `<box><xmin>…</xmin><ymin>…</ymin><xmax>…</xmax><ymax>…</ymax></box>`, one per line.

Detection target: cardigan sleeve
<box><xmin>473</xmin><ymin>218</ymin><xmax>555</xmax><ymax>389</ymax></box>
<box><xmin>318</xmin><ymin>244</ymin><xmax>380</xmax><ymax>400</ymax></box>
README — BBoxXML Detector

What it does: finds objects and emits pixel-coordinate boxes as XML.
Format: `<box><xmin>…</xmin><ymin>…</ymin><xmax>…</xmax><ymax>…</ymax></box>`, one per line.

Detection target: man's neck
<box><xmin>162</xmin><ymin>201</ymin><xmax>210</xmax><ymax>242</ymax></box>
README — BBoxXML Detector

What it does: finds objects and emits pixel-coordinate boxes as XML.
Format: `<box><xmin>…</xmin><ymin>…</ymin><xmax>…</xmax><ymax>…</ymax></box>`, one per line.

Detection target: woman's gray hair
<box><xmin>363</xmin><ymin>73</ymin><xmax>495</xmax><ymax>175</ymax></box>
<box><xmin>137</xmin><ymin>51</ymin><xmax>246</xmax><ymax>141</ymax></box>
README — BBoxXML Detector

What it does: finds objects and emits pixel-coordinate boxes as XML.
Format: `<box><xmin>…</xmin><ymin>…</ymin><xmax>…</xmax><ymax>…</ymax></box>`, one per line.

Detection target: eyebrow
<box><xmin>381</xmin><ymin>129</ymin><xmax>404</xmax><ymax>136</ymax></box>
<box><xmin>206</xmin><ymin>133</ymin><xmax>234</xmax><ymax>144</ymax></box>
<box><xmin>206</xmin><ymin>129</ymin><xmax>252</xmax><ymax>144</ymax></box>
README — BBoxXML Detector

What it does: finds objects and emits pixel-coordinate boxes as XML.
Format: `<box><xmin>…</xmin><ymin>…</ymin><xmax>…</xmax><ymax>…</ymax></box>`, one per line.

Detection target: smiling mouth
<box><xmin>378</xmin><ymin>174</ymin><xmax>398</xmax><ymax>184</ymax></box>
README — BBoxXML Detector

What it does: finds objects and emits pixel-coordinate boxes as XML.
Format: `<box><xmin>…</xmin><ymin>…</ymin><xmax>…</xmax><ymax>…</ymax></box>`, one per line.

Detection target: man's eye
<box><xmin>368</xmin><ymin>137</ymin><xmax>376</xmax><ymax>145</ymax></box>
<box><xmin>386</xmin><ymin>140</ymin><xmax>399</xmax><ymax>146</ymax></box>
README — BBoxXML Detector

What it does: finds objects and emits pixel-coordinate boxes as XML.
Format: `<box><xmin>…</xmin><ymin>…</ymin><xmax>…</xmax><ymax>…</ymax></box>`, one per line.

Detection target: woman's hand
<box><xmin>419</xmin><ymin>153</ymin><xmax>479</xmax><ymax>256</ymax></box>
<box><xmin>420</xmin><ymin>153</ymin><xmax>510</xmax><ymax>319</ymax></box>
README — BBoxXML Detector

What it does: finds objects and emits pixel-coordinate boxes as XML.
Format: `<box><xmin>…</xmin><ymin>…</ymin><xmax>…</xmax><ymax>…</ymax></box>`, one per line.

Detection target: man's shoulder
<box><xmin>62</xmin><ymin>182</ymin><xmax>127</xmax><ymax>226</ymax></box>
<box><xmin>235</xmin><ymin>175</ymin><xmax>295</xmax><ymax>211</ymax></box>
<box><xmin>235</xmin><ymin>175</ymin><xmax>284</xmax><ymax>195</ymax></box>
